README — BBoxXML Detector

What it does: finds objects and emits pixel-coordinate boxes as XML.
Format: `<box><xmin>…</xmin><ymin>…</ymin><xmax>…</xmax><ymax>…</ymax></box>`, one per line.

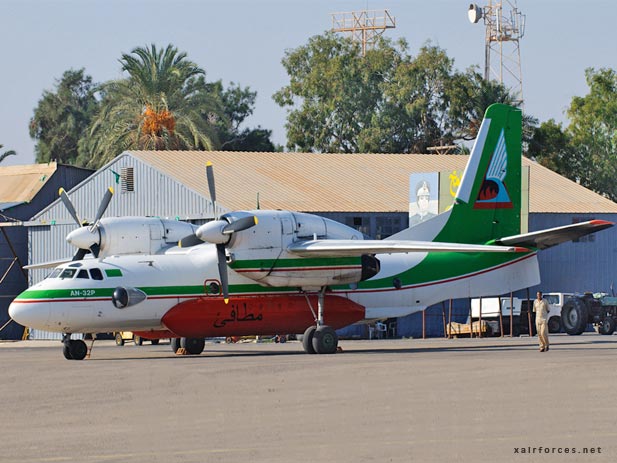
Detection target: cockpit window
<box><xmin>76</xmin><ymin>269</ymin><xmax>89</xmax><ymax>279</ymax></box>
<box><xmin>47</xmin><ymin>268</ymin><xmax>62</xmax><ymax>279</ymax></box>
<box><xmin>89</xmin><ymin>268</ymin><xmax>104</xmax><ymax>281</ymax></box>
<box><xmin>59</xmin><ymin>268</ymin><xmax>77</xmax><ymax>279</ymax></box>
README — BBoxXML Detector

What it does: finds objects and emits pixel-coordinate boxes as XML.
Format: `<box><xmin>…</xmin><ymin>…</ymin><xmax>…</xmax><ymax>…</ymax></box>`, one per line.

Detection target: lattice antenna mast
<box><xmin>331</xmin><ymin>9</ymin><xmax>396</xmax><ymax>56</ymax></box>
<box><xmin>468</xmin><ymin>1</ymin><xmax>526</xmax><ymax>106</ymax></box>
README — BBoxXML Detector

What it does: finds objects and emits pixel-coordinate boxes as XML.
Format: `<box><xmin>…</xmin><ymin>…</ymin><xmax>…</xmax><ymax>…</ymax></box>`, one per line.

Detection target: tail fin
<box><xmin>436</xmin><ymin>103</ymin><xmax>522</xmax><ymax>244</ymax></box>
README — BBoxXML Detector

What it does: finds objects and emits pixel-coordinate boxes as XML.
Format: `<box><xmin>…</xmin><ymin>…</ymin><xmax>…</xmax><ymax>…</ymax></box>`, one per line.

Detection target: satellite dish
<box><xmin>468</xmin><ymin>4</ymin><xmax>483</xmax><ymax>24</ymax></box>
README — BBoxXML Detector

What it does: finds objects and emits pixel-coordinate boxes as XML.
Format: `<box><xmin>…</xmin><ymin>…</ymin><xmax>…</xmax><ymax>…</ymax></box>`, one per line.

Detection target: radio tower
<box><xmin>331</xmin><ymin>9</ymin><xmax>396</xmax><ymax>56</ymax></box>
<box><xmin>468</xmin><ymin>1</ymin><xmax>526</xmax><ymax>106</ymax></box>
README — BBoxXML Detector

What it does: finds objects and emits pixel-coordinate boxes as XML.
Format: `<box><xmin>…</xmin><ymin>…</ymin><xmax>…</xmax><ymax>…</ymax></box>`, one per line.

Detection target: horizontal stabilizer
<box><xmin>288</xmin><ymin>239</ymin><xmax>527</xmax><ymax>258</ymax></box>
<box><xmin>495</xmin><ymin>220</ymin><xmax>614</xmax><ymax>250</ymax></box>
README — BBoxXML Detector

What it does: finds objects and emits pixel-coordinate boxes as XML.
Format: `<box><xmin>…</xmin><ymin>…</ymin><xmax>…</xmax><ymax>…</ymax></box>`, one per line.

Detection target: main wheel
<box><xmin>151</xmin><ymin>339</ymin><xmax>160</xmax><ymax>345</ymax></box>
<box><xmin>68</xmin><ymin>340</ymin><xmax>88</xmax><ymax>360</ymax></box>
<box><xmin>170</xmin><ymin>337</ymin><xmax>182</xmax><ymax>353</ymax></box>
<box><xmin>562</xmin><ymin>299</ymin><xmax>588</xmax><ymax>335</ymax></box>
<box><xmin>548</xmin><ymin>317</ymin><xmax>562</xmax><ymax>334</ymax></box>
<box><xmin>312</xmin><ymin>325</ymin><xmax>338</xmax><ymax>354</ymax></box>
<box><xmin>181</xmin><ymin>337</ymin><xmax>205</xmax><ymax>355</ymax></box>
<box><xmin>134</xmin><ymin>335</ymin><xmax>143</xmax><ymax>346</ymax></box>
<box><xmin>598</xmin><ymin>317</ymin><xmax>616</xmax><ymax>335</ymax></box>
<box><xmin>115</xmin><ymin>333</ymin><xmax>124</xmax><ymax>346</ymax></box>
<box><xmin>302</xmin><ymin>325</ymin><xmax>317</xmax><ymax>354</ymax></box>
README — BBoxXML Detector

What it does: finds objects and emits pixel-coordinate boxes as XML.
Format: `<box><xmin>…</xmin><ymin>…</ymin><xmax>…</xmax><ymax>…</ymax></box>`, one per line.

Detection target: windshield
<box><xmin>58</xmin><ymin>268</ymin><xmax>77</xmax><ymax>279</ymax></box>
<box><xmin>46</xmin><ymin>268</ymin><xmax>62</xmax><ymax>279</ymax></box>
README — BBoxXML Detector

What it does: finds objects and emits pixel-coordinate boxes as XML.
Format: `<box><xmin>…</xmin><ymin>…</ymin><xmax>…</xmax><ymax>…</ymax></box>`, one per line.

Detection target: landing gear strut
<box><xmin>302</xmin><ymin>287</ymin><xmax>338</xmax><ymax>355</ymax></box>
<box><xmin>62</xmin><ymin>334</ymin><xmax>88</xmax><ymax>360</ymax></box>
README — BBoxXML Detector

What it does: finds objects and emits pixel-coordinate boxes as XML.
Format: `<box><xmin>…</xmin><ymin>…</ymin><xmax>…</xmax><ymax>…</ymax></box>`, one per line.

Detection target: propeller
<box><xmin>178</xmin><ymin>162</ymin><xmax>258</xmax><ymax>303</ymax></box>
<box><xmin>61</xmin><ymin>187</ymin><xmax>114</xmax><ymax>260</ymax></box>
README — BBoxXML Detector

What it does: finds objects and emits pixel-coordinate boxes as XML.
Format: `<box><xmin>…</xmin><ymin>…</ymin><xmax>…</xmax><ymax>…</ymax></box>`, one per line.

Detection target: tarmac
<box><xmin>1</xmin><ymin>333</ymin><xmax>616</xmax><ymax>463</ymax></box>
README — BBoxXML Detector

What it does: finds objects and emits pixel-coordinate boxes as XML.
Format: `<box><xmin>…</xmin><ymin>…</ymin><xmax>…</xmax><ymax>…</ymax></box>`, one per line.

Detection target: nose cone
<box><xmin>9</xmin><ymin>301</ymin><xmax>50</xmax><ymax>330</ymax></box>
<box><xmin>66</xmin><ymin>227</ymin><xmax>99</xmax><ymax>249</ymax></box>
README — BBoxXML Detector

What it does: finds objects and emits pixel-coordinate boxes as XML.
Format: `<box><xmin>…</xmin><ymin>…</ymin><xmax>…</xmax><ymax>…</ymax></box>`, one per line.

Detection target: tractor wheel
<box><xmin>598</xmin><ymin>317</ymin><xmax>616</xmax><ymax>335</ymax></box>
<box><xmin>562</xmin><ymin>298</ymin><xmax>588</xmax><ymax>335</ymax></box>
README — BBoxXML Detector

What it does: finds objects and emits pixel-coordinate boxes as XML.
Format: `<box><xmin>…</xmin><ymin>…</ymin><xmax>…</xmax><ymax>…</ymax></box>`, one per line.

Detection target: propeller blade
<box><xmin>222</xmin><ymin>216</ymin><xmax>258</xmax><ymax>234</ymax></box>
<box><xmin>59</xmin><ymin>188</ymin><xmax>81</xmax><ymax>226</ymax></box>
<box><xmin>91</xmin><ymin>187</ymin><xmax>114</xmax><ymax>227</ymax></box>
<box><xmin>216</xmin><ymin>243</ymin><xmax>229</xmax><ymax>304</ymax></box>
<box><xmin>178</xmin><ymin>234</ymin><xmax>203</xmax><ymax>248</ymax></box>
<box><xmin>90</xmin><ymin>243</ymin><xmax>101</xmax><ymax>258</ymax></box>
<box><xmin>206</xmin><ymin>161</ymin><xmax>216</xmax><ymax>204</ymax></box>
<box><xmin>72</xmin><ymin>248</ymin><xmax>89</xmax><ymax>262</ymax></box>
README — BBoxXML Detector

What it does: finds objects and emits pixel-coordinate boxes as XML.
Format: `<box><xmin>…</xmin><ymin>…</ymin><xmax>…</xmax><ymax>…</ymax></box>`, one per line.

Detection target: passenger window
<box><xmin>76</xmin><ymin>269</ymin><xmax>89</xmax><ymax>279</ymax></box>
<box><xmin>59</xmin><ymin>268</ymin><xmax>77</xmax><ymax>279</ymax></box>
<box><xmin>89</xmin><ymin>268</ymin><xmax>104</xmax><ymax>281</ymax></box>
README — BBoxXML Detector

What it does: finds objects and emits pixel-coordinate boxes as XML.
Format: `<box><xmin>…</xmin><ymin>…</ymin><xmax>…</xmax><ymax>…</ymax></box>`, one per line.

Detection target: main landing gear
<box><xmin>302</xmin><ymin>287</ymin><xmax>339</xmax><ymax>355</ymax></box>
<box><xmin>170</xmin><ymin>337</ymin><xmax>206</xmax><ymax>355</ymax></box>
<box><xmin>62</xmin><ymin>334</ymin><xmax>89</xmax><ymax>360</ymax></box>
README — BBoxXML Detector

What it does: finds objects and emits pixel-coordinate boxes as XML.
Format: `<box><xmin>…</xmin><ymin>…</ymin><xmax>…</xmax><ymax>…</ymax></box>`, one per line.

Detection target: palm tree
<box><xmin>0</xmin><ymin>144</ymin><xmax>16</xmax><ymax>164</ymax></box>
<box><xmin>84</xmin><ymin>44</ymin><xmax>222</xmax><ymax>168</ymax></box>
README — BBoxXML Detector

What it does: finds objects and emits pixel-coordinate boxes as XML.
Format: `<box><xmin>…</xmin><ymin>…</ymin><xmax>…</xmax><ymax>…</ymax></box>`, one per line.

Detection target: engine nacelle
<box><xmin>225</xmin><ymin>210</ymin><xmax>378</xmax><ymax>288</ymax></box>
<box><xmin>66</xmin><ymin>217</ymin><xmax>197</xmax><ymax>257</ymax></box>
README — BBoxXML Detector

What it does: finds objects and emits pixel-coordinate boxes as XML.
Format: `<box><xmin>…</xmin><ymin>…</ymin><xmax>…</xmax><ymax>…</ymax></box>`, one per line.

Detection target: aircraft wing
<box><xmin>23</xmin><ymin>258</ymin><xmax>72</xmax><ymax>270</ymax></box>
<box><xmin>287</xmin><ymin>239</ymin><xmax>527</xmax><ymax>258</ymax></box>
<box><xmin>495</xmin><ymin>220</ymin><xmax>614</xmax><ymax>250</ymax></box>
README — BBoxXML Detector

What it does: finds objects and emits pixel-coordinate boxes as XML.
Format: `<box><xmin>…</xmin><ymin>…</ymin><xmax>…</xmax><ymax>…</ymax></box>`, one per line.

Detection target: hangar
<box><xmin>0</xmin><ymin>162</ymin><xmax>92</xmax><ymax>339</ymax></box>
<box><xmin>20</xmin><ymin>150</ymin><xmax>617</xmax><ymax>338</ymax></box>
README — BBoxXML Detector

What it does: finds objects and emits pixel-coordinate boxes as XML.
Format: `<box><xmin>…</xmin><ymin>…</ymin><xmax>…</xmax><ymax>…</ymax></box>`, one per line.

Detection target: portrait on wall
<box><xmin>409</xmin><ymin>172</ymin><xmax>439</xmax><ymax>227</ymax></box>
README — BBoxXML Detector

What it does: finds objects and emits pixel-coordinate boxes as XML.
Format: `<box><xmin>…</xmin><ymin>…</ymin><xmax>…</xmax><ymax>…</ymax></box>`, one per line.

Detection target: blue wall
<box><xmin>0</xmin><ymin>165</ymin><xmax>92</xmax><ymax>339</ymax></box>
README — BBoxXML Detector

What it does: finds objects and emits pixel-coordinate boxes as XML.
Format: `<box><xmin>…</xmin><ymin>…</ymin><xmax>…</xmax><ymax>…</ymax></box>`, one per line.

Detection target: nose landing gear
<box><xmin>62</xmin><ymin>334</ymin><xmax>88</xmax><ymax>360</ymax></box>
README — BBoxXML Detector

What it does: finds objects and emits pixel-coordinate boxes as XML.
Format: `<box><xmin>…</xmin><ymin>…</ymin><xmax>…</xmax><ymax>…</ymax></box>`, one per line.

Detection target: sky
<box><xmin>1</xmin><ymin>0</ymin><xmax>615</xmax><ymax>166</ymax></box>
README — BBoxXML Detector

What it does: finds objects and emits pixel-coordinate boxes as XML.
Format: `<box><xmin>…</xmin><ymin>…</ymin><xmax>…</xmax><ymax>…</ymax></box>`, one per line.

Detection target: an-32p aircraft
<box><xmin>9</xmin><ymin>104</ymin><xmax>613</xmax><ymax>360</ymax></box>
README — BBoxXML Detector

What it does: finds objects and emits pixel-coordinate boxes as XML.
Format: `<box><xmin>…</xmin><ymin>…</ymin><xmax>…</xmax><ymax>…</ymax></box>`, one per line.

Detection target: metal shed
<box><xmin>0</xmin><ymin>162</ymin><xmax>92</xmax><ymax>339</ymax></box>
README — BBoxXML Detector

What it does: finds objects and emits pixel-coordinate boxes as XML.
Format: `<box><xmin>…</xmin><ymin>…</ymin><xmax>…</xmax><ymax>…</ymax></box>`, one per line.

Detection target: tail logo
<box><xmin>474</xmin><ymin>129</ymin><xmax>513</xmax><ymax>209</ymax></box>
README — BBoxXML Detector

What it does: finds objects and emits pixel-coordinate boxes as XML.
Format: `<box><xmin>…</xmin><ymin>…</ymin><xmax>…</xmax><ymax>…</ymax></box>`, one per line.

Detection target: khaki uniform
<box><xmin>533</xmin><ymin>298</ymin><xmax>550</xmax><ymax>350</ymax></box>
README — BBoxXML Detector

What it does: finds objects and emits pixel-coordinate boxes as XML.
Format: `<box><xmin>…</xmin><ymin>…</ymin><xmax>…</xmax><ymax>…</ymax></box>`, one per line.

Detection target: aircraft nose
<box><xmin>9</xmin><ymin>301</ymin><xmax>50</xmax><ymax>330</ymax></box>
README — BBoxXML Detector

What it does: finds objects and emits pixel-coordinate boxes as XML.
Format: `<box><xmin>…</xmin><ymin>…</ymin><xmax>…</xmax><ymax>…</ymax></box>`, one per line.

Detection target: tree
<box><xmin>274</xmin><ymin>33</ymin><xmax>403</xmax><ymax>153</ymax></box>
<box><xmin>83</xmin><ymin>44</ymin><xmax>222</xmax><ymax>168</ymax></box>
<box><xmin>210</xmin><ymin>81</ymin><xmax>276</xmax><ymax>151</ymax></box>
<box><xmin>528</xmin><ymin>120</ymin><xmax>576</xmax><ymax>176</ymax></box>
<box><xmin>566</xmin><ymin>68</ymin><xmax>617</xmax><ymax>199</ymax></box>
<box><xmin>274</xmin><ymin>33</ymin><xmax>531</xmax><ymax>154</ymax></box>
<box><xmin>0</xmin><ymin>144</ymin><xmax>16</xmax><ymax>164</ymax></box>
<box><xmin>29</xmin><ymin>69</ymin><xmax>98</xmax><ymax>164</ymax></box>
<box><xmin>530</xmin><ymin>68</ymin><xmax>617</xmax><ymax>200</ymax></box>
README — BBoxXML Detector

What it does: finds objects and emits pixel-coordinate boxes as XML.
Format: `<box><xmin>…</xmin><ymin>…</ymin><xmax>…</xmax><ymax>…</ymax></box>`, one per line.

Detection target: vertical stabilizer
<box><xmin>434</xmin><ymin>103</ymin><xmax>522</xmax><ymax>244</ymax></box>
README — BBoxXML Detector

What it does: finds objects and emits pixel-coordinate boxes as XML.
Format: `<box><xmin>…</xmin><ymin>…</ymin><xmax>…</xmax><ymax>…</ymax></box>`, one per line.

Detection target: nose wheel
<box><xmin>62</xmin><ymin>335</ymin><xmax>88</xmax><ymax>360</ymax></box>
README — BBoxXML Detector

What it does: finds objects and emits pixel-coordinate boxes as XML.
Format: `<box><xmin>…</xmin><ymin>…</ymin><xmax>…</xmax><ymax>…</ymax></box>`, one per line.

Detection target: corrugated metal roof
<box><xmin>127</xmin><ymin>151</ymin><xmax>617</xmax><ymax>214</ymax></box>
<box><xmin>0</xmin><ymin>162</ymin><xmax>57</xmax><ymax>203</ymax></box>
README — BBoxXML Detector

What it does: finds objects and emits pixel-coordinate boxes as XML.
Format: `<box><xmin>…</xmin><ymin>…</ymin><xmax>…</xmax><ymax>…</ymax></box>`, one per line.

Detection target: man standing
<box><xmin>533</xmin><ymin>291</ymin><xmax>550</xmax><ymax>352</ymax></box>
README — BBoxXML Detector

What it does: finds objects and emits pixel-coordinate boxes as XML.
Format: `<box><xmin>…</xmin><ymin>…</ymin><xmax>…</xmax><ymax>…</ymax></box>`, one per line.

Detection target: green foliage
<box><xmin>274</xmin><ymin>33</ymin><xmax>527</xmax><ymax>154</ymax></box>
<box><xmin>530</xmin><ymin>68</ymin><xmax>617</xmax><ymax>200</ymax></box>
<box><xmin>210</xmin><ymin>81</ymin><xmax>276</xmax><ymax>151</ymax></box>
<box><xmin>0</xmin><ymin>144</ymin><xmax>17</xmax><ymax>164</ymax></box>
<box><xmin>29</xmin><ymin>69</ymin><xmax>98</xmax><ymax>164</ymax></box>
<box><xmin>82</xmin><ymin>44</ymin><xmax>222</xmax><ymax>168</ymax></box>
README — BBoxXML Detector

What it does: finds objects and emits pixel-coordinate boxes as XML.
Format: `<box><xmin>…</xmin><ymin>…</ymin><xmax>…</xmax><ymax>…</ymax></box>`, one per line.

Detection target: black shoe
<box><xmin>545</xmin><ymin>346</ymin><xmax>549</xmax><ymax>351</ymax></box>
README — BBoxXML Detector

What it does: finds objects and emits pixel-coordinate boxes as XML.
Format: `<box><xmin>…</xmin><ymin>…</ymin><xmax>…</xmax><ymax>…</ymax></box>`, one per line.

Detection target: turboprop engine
<box><xmin>66</xmin><ymin>217</ymin><xmax>197</xmax><ymax>258</ymax></box>
<box><xmin>192</xmin><ymin>209</ymin><xmax>381</xmax><ymax>289</ymax></box>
